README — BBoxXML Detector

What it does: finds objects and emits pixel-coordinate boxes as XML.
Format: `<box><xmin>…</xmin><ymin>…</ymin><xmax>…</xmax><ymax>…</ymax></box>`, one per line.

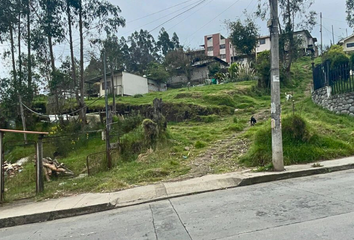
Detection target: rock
<box><xmin>184</xmin><ymin>147</ymin><xmax>190</xmax><ymax>151</ymax></box>
<box><xmin>75</xmin><ymin>173</ymin><xmax>88</xmax><ymax>179</ymax></box>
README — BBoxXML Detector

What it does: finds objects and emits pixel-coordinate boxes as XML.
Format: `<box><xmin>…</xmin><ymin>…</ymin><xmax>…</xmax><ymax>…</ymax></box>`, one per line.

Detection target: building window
<box><xmin>220</xmin><ymin>44</ymin><xmax>226</xmax><ymax>49</ymax></box>
<box><xmin>347</xmin><ymin>42</ymin><xmax>354</xmax><ymax>48</ymax></box>
<box><xmin>207</xmin><ymin>46</ymin><xmax>213</xmax><ymax>51</ymax></box>
<box><xmin>220</xmin><ymin>54</ymin><xmax>226</xmax><ymax>59</ymax></box>
<box><xmin>259</xmin><ymin>39</ymin><xmax>266</xmax><ymax>45</ymax></box>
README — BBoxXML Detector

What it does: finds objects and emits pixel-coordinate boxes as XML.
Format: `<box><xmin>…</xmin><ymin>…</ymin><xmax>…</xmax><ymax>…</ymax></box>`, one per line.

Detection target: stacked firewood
<box><xmin>42</xmin><ymin>157</ymin><xmax>74</xmax><ymax>181</ymax></box>
<box><xmin>3</xmin><ymin>161</ymin><xmax>23</xmax><ymax>177</ymax></box>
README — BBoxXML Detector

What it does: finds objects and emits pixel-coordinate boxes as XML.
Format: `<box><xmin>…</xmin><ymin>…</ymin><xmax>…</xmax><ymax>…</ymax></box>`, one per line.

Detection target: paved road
<box><xmin>2</xmin><ymin>169</ymin><xmax>354</xmax><ymax>240</ymax></box>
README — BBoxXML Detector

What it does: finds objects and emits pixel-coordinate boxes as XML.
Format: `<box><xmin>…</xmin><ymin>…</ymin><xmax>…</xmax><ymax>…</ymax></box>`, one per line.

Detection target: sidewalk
<box><xmin>1</xmin><ymin>156</ymin><xmax>354</xmax><ymax>229</ymax></box>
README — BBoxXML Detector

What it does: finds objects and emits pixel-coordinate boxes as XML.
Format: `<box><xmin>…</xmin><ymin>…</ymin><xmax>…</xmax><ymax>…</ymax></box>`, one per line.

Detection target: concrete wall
<box><xmin>168</xmin><ymin>66</ymin><xmax>209</xmax><ymax>87</ymax></box>
<box><xmin>312</xmin><ymin>86</ymin><xmax>354</xmax><ymax>117</ymax></box>
<box><xmin>122</xmin><ymin>72</ymin><xmax>148</xmax><ymax>96</ymax></box>
<box><xmin>148</xmin><ymin>79</ymin><xmax>167</xmax><ymax>92</ymax></box>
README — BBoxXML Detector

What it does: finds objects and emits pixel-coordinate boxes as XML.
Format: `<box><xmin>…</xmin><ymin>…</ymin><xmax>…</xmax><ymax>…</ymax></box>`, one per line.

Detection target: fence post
<box><xmin>36</xmin><ymin>135</ymin><xmax>44</xmax><ymax>193</ymax></box>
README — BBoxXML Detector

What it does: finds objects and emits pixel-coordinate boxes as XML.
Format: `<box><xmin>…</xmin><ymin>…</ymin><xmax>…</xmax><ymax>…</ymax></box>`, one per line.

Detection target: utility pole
<box><xmin>19</xmin><ymin>96</ymin><xmax>27</xmax><ymax>144</ymax></box>
<box><xmin>320</xmin><ymin>12</ymin><xmax>323</xmax><ymax>55</ymax></box>
<box><xmin>103</xmin><ymin>50</ymin><xmax>112</xmax><ymax>169</ymax></box>
<box><xmin>332</xmin><ymin>25</ymin><xmax>335</xmax><ymax>45</ymax></box>
<box><xmin>269</xmin><ymin>0</ymin><xmax>284</xmax><ymax>171</ymax></box>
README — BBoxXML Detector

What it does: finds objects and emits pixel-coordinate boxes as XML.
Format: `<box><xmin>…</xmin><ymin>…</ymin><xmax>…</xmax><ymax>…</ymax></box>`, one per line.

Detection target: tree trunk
<box><xmin>79</xmin><ymin>0</ymin><xmax>86</xmax><ymax>124</ymax></box>
<box><xmin>27</xmin><ymin>0</ymin><xmax>32</xmax><ymax>99</ymax></box>
<box><xmin>285</xmin><ymin>0</ymin><xmax>293</xmax><ymax>81</ymax></box>
<box><xmin>10</xmin><ymin>26</ymin><xmax>17</xmax><ymax>84</ymax></box>
<box><xmin>18</xmin><ymin>13</ymin><xmax>22</xmax><ymax>88</ymax></box>
<box><xmin>66</xmin><ymin>0</ymin><xmax>79</xmax><ymax>104</ymax></box>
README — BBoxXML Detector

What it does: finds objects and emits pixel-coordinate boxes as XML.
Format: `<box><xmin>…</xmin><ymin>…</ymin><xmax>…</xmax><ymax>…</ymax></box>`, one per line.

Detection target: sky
<box><xmin>0</xmin><ymin>0</ymin><xmax>351</xmax><ymax>78</ymax></box>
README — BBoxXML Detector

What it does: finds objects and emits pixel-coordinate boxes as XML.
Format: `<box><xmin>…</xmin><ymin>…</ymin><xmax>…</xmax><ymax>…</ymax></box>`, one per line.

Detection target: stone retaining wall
<box><xmin>312</xmin><ymin>86</ymin><xmax>354</xmax><ymax>117</ymax></box>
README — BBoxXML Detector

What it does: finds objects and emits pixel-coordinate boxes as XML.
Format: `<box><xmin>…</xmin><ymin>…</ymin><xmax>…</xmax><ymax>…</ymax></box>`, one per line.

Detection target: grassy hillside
<box><xmin>4</xmin><ymin>57</ymin><xmax>354</xmax><ymax>202</ymax></box>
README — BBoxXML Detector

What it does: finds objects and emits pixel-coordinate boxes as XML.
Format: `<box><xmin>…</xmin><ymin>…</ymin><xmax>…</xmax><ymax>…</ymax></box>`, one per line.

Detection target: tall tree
<box><xmin>157</xmin><ymin>27</ymin><xmax>174</xmax><ymax>57</ymax></box>
<box><xmin>228</xmin><ymin>18</ymin><xmax>259</xmax><ymax>56</ymax></box>
<box><xmin>346</xmin><ymin>0</ymin><xmax>354</xmax><ymax>28</ymax></box>
<box><xmin>77</xmin><ymin>0</ymin><xmax>125</xmax><ymax>123</ymax></box>
<box><xmin>256</xmin><ymin>0</ymin><xmax>317</xmax><ymax>79</ymax></box>
<box><xmin>65</xmin><ymin>0</ymin><xmax>80</xmax><ymax>103</ymax></box>
<box><xmin>126</xmin><ymin>29</ymin><xmax>158</xmax><ymax>75</ymax></box>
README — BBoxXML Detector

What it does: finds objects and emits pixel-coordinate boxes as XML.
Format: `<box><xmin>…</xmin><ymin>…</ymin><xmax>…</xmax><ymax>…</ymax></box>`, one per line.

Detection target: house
<box><xmin>86</xmin><ymin>71</ymin><xmax>149</xmax><ymax>97</ymax></box>
<box><xmin>293</xmin><ymin>30</ymin><xmax>318</xmax><ymax>56</ymax></box>
<box><xmin>201</xmin><ymin>33</ymin><xmax>235</xmax><ymax>63</ymax></box>
<box><xmin>167</xmin><ymin>56</ymin><xmax>229</xmax><ymax>88</ymax></box>
<box><xmin>201</xmin><ymin>30</ymin><xmax>318</xmax><ymax>63</ymax></box>
<box><xmin>256</xmin><ymin>36</ymin><xmax>271</xmax><ymax>54</ymax></box>
<box><xmin>339</xmin><ymin>34</ymin><xmax>354</xmax><ymax>53</ymax></box>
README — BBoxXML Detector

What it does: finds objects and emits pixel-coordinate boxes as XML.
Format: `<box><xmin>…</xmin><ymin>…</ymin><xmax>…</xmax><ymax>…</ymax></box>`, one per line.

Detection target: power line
<box><xmin>184</xmin><ymin>0</ymin><xmax>243</xmax><ymax>46</ymax></box>
<box><xmin>167</xmin><ymin>0</ymin><xmax>215</xmax><ymax>32</ymax></box>
<box><xmin>149</xmin><ymin>0</ymin><xmax>208</xmax><ymax>33</ymax></box>
<box><xmin>128</xmin><ymin>0</ymin><xmax>198</xmax><ymax>23</ymax></box>
<box><xmin>122</xmin><ymin>0</ymin><xmax>205</xmax><ymax>36</ymax></box>
<box><xmin>22</xmin><ymin>96</ymin><xmax>104</xmax><ymax>117</ymax></box>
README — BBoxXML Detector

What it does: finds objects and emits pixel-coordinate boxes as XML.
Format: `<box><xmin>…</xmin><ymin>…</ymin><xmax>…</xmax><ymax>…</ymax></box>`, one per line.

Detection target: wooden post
<box><xmin>36</xmin><ymin>135</ymin><xmax>44</xmax><ymax>193</ymax></box>
<box><xmin>0</xmin><ymin>131</ymin><xmax>4</xmax><ymax>203</ymax></box>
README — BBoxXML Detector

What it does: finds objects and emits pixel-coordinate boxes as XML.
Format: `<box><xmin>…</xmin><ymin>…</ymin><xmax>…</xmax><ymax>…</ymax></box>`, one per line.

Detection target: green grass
<box><xmin>5</xmin><ymin>56</ymin><xmax>354</xmax><ymax>201</ymax></box>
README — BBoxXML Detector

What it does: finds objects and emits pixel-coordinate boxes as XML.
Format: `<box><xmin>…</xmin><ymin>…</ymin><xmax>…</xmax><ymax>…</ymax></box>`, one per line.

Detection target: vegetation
<box><xmin>228</xmin><ymin>18</ymin><xmax>259</xmax><ymax>56</ymax></box>
<box><xmin>4</xmin><ymin>56</ymin><xmax>354</xmax><ymax>203</ymax></box>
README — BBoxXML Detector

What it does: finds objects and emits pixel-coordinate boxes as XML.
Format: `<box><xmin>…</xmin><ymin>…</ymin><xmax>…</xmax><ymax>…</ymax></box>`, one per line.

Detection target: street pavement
<box><xmin>2</xmin><ymin>169</ymin><xmax>354</xmax><ymax>240</ymax></box>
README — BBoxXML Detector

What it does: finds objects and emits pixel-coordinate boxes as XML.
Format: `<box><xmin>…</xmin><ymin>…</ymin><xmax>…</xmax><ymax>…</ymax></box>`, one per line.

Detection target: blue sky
<box><xmin>0</xmin><ymin>0</ymin><xmax>350</xmax><ymax>78</ymax></box>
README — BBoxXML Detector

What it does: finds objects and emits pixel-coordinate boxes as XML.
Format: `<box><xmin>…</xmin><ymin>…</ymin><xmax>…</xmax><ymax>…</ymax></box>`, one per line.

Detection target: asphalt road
<box><xmin>2</xmin><ymin>169</ymin><xmax>354</xmax><ymax>240</ymax></box>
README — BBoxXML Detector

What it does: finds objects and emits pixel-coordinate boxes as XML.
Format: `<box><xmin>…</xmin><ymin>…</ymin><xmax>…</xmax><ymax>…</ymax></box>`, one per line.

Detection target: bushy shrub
<box><xmin>331</xmin><ymin>53</ymin><xmax>349</xmax><ymax>69</ymax></box>
<box><xmin>133</xmin><ymin>94</ymin><xmax>143</xmax><ymax>98</ymax></box>
<box><xmin>255</xmin><ymin>51</ymin><xmax>271</xmax><ymax>88</ymax></box>
<box><xmin>117</xmin><ymin>113</ymin><xmax>144</xmax><ymax>135</ymax></box>
<box><xmin>282</xmin><ymin>115</ymin><xmax>310</xmax><ymax>142</ymax></box>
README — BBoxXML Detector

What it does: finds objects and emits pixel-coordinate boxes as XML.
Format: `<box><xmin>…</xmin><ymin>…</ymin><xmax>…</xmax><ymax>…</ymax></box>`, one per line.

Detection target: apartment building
<box><xmin>202</xmin><ymin>30</ymin><xmax>317</xmax><ymax>63</ymax></box>
<box><xmin>202</xmin><ymin>33</ymin><xmax>234</xmax><ymax>63</ymax></box>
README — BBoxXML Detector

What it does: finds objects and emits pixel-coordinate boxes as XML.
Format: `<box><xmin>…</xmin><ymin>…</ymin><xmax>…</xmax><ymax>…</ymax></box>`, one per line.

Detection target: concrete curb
<box><xmin>239</xmin><ymin>163</ymin><xmax>354</xmax><ymax>186</ymax></box>
<box><xmin>1</xmin><ymin>162</ymin><xmax>354</xmax><ymax>229</ymax></box>
<box><xmin>0</xmin><ymin>203</ymin><xmax>116</xmax><ymax>229</ymax></box>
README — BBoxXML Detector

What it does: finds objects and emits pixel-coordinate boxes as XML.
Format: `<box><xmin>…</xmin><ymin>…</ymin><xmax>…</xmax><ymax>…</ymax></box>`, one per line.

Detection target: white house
<box><xmin>339</xmin><ymin>34</ymin><xmax>354</xmax><ymax>53</ymax></box>
<box><xmin>256</xmin><ymin>36</ymin><xmax>271</xmax><ymax>54</ymax></box>
<box><xmin>86</xmin><ymin>71</ymin><xmax>149</xmax><ymax>97</ymax></box>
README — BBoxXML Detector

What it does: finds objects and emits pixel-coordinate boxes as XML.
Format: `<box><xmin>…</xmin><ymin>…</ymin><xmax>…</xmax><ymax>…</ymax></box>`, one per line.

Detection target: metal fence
<box><xmin>313</xmin><ymin>61</ymin><xmax>354</xmax><ymax>95</ymax></box>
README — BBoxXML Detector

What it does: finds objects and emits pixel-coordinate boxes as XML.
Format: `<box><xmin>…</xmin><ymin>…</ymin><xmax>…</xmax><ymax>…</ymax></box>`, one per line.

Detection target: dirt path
<box><xmin>177</xmin><ymin>110</ymin><xmax>270</xmax><ymax>180</ymax></box>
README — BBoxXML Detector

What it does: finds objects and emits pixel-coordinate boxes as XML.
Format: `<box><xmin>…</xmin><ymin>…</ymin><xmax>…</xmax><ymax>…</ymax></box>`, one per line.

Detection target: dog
<box><xmin>285</xmin><ymin>92</ymin><xmax>293</xmax><ymax>101</ymax></box>
<box><xmin>250</xmin><ymin>116</ymin><xmax>257</xmax><ymax>126</ymax></box>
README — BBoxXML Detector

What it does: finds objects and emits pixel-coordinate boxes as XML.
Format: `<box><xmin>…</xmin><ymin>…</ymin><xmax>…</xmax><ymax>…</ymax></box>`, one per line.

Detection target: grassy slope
<box><xmin>4</xmin><ymin>57</ymin><xmax>354</xmax><ymax>202</ymax></box>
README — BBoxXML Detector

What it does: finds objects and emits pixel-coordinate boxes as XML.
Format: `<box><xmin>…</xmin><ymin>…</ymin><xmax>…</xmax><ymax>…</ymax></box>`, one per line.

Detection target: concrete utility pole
<box><xmin>103</xmin><ymin>50</ymin><xmax>112</xmax><ymax>169</ymax></box>
<box><xmin>332</xmin><ymin>25</ymin><xmax>335</xmax><ymax>45</ymax></box>
<box><xmin>269</xmin><ymin>0</ymin><xmax>284</xmax><ymax>171</ymax></box>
